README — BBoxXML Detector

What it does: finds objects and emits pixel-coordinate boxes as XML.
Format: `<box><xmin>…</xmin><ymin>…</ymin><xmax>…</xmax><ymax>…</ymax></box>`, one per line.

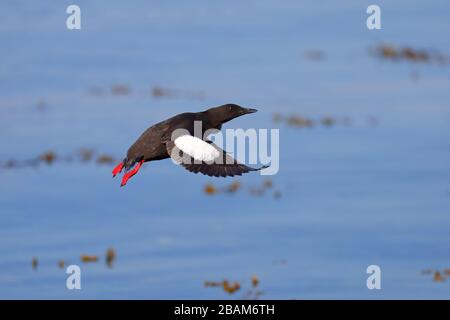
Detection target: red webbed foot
<box><xmin>112</xmin><ymin>162</ymin><xmax>124</xmax><ymax>177</ymax></box>
<box><xmin>120</xmin><ymin>160</ymin><xmax>144</xmax><ymax>187</ymax></box>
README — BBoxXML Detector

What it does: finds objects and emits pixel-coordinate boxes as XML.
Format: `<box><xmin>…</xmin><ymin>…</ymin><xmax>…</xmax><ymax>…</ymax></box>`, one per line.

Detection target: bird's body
<box><xmin>113</xmin><ymin>104</ymin><xmax>264</xmax><ymax>186</ymax></box>
<box><xmin>125</xmin><ymin>112</ymin><xmax>217</xmax><ymax>169</ymax></box>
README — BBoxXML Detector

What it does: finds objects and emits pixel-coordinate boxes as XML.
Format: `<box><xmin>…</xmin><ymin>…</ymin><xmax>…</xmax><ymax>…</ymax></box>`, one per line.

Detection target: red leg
<box><xmin>121</xmin><ymin>160</ymin><xmax>144</xmax><ymax>187</ymax></box>
<box><xmin>112</xmin><ymin>162</ymin><xmax>124</xmax><ymax>177</ymax></box>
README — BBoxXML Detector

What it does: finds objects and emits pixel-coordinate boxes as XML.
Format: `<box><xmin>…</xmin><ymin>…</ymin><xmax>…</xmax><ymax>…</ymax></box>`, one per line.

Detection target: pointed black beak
<box><xmin>244</xmin><ymin>108</ymin><xmax>258</xmax><ymax>114</ymax></box>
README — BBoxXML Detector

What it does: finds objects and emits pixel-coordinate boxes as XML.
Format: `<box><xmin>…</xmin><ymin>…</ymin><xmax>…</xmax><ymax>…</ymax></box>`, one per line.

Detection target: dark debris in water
<box><xmin>204</xmin><ymin>279</ymin><xmax>241</xmax><ymax>295</ymax></box>
<box><xmin>81</xmin><ymin>255</ymin><xmax>99</xmax><ymax>263</ymax></box>
<box><xmin>273</xmin><ymin>113</ymin><xmax>379</xmax><ymax>129</ymax></box>
<box><xmin>111</xmin><ymin>84</ymin><xmax>132</xmax><ymax>96</ymax></box>
<box><xmin>31</xmin><ymin>257</ymin><xmax>38</xmax><ymax>270</ymax></box>
<box><xmin>204</xmin><ymin>179</ymin><xmax>282</xmax><ymax>199</ymax></box>
<box><xmin>31</xmin><ymin>248</ymin><xmax>117</xmax><ymax>271</ymax></box>
<box><xmin>87</xmin><ymin>84</ymin><xmax>205</xmax><ymax>100</ymax></box>
<box><xmin>0</xmin><ymin>148</ymin><xmax>119</xmax><ymax>170</ymax></box>
<box><xmin>151</xmin><ymin>85</ymin><xmax>205</xmax><ymax>100</ymax></box>
<box><xmin>96</xmin><ymin>154</ymin><xmax>115</xmax><ymax>165</ymax></box>
<box><xmin>40</xmin><ymin>151</ymin><xmax>57</xmax><ymax>165</ymax></box>
<box><xmin>205</xmin><ymin>275</ymin><xmax>263</xmax><ymax>299</ymax></box>
<box><xmin>421</xmin><ymin>268</ymin><xmax>450</xmax><ymax>283</ymax></box>
<box><xmin>106</xmin><ymin>247</ymin><xmax>117</xmax><ymax>268</ymax></box>
<box><xmin>372</xmin><ymin>44</ymin><xmax>449</xmax><ymax>64</ymax></box>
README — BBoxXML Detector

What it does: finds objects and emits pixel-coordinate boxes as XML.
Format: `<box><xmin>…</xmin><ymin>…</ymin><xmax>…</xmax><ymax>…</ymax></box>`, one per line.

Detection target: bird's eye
<box><xmin>228</xmin><ymin>106</ymin><xmax>232</xmax><ymax>111</ymax></box>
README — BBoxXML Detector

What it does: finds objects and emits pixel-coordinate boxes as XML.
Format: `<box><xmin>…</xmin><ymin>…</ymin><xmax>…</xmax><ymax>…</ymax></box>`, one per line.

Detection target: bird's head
<box><xmin>205</xmin><ymin>104</ymin><xmax>257</xmax><ymax>126</ymax></box>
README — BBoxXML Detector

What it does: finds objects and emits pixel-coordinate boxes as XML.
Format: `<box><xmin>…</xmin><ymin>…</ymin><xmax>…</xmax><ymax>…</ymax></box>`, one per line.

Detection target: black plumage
<box><xmin>113</xmin><ymin>104</ymin><xmax>265</xmax><ymax>186</ymax></box>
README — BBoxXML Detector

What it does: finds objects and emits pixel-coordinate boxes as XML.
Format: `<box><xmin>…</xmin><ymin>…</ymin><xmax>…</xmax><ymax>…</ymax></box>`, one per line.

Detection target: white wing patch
<box><xmin>174</xmin><ymin>135</ymin><xmax>220</xmax><ymax>162</ymax></box>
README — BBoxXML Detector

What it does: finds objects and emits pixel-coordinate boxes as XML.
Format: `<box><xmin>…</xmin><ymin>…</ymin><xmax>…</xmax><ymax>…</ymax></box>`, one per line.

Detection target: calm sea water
<box><xmin>0</xmin><ymin>0</ymin><xmax>450</xmax><ymax>299</ymax></box>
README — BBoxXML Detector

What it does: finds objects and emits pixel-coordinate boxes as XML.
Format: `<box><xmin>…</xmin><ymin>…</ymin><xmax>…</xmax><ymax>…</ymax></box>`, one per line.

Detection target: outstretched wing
<box><xmin>165</xmin><ymin>135</ymin><xmax>265</xmax><ymax>177</ymax></box>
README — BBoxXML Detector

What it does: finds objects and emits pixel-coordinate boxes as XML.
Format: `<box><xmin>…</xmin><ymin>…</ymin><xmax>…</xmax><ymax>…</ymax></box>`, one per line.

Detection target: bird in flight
<box><xmin>112</xmin><ymin>104</ymin><xmax>266</xmax><ymax>187</ymax></box>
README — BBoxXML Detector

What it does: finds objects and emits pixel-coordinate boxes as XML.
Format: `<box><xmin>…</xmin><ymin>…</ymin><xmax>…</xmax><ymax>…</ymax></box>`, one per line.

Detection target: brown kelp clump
<box><xmin>151</xmin><ymin>86</ymin><xmax>176</xmax><ymax>98</ymax></box>
<box><xmin>31</xmin><ymin>257</ymin><xmax>38</xmax><ymax>270</ymax></box>
<box><xmin>243</xmin><ymin>275</ymin><xmax>264</xmax><ymax>300</ymax></box>
<box><xmin>372</xmin><ymin>44</ymin><xmax>448</xmax><ymax>64</ymax></box>
<box><xmin>111</xmin><ymin>84</ymin><xmax>132</xmax><ymax>96</ymax></box>
<box><xmin>273</xmin><ymin>113</ymin><xmax>380</xmax><ymax>129</ymax></box>
<box><xmin>421</xmin><ymin>268</ymin><xmax>450</xmax><ymax>283</ymax></box>
<box><xmin>0</xmin><ymin>148</ymin><xmax>119</xmax><ymax>170</ymax></box>
<box><xmin>286</xmin><ymin>115</ymin><xmax>314</xmax><ymax>128</ymax></box>
<box><xmin>31</xmin><ymin>248</ymin><xmax>118</xmax><ymax>271</ymax></box>
<box><xmin>204</xmin><ymin>279</ymin><xmax>241</xmax><ymax>295</ymax></box>
<box><xmin>204</xmin><ymin>179</ymin><xmax>281</xmax><ymax>199</ymax></box>
<box><xmin>273</xmin><ymin>113</ymin><xmax>352</xmax><ymax>129</ymax></box>
<box><xmin>205</xmin><ymin>275</ymin><xmax>263</xmax><ymax>299</ymax></box>
<box><xmin>204</xmin><ymin>184</ymin><xmax>217</xmax><ymax>195</ymax></box>
<box><xmin>40</xmin><ymin>151</ymin><xmax>57</xmax><ymax>165</ymax></box>
<box><xmin>80</xmin><ymin>255</ymin><xmax>99</xmax><ymax>263</ymax></box>
<box><xmin>88</xmin><ymin>84</ymin><xmax>205</xmax><ymax>100</ymax></box>
<box><xmin>96</xmin><ymin>154</ymin><xmax>115</xmax><ymax>165</ymax></box>
<box><xmin>58</xmin><ymin>260</ymin><xmax>65</xmax><ymax>269</ymax></box>
<box><xmin>151</xmin><ymin>85</ymin><xmax>205</xmax><ymax>100</ymax></box>
<box><xmin>106</xmin><ymin>247</ymin><xmax>117</xmax><ymax>268</ymax></box>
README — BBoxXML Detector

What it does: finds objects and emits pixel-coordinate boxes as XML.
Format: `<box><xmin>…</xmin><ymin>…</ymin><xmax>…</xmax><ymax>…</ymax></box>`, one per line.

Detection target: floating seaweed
<box><xmin>78</xmin><ymin>148</ymin><xmax>95</xmax><ymax>162</ymax></box>
<box><xmin>273</xmin><ymin>190</ymin><xmax>282</xmax><ymax>199</ymax></box>
<box><xmin>80</xmin><ymin>255</ymin><xmax>99</xmax><ymax>263</ymax></box>
<box><xmin>244</xmin><ymin>275</ymin><xmax>263</xmax><ymax>300</ymax></box>
<box><xmin>111</xmin><ymin>84</ymin><xmax>132</xmax><ymax>96</ymax></box>
<box><xmin>106</xmin><ymin>248</ymin><xmax>116</xmax><ymax>268</ymax></box>
<box><xmin>286</xmin><ymin>115</ymin><xmax>314</xmax><ymax>128</ymax></box>
<box><xmin>320</xmin><ymin>116</ymin><xmax>335</xmax><ymax>127</ymax></box>
<box><xmin>204</xmin><ymin>279</ymin><xmax>241</xmax><ymax>295</ymax></box>
<box><xmin>204</xmin><ymin>179</ymin><xmax>281</xmax><ymax>200</ymax></box>
<box><xmin>96</xmin><ymin>154</ymin><xmax>116</xmax><ymax>165</ymax></box>
<box><xmin>204</xmin><ymin>184</ymin><xmax>217</xmax><ymax>195</ymax></box>
<box><xmin>223</xmin><ymin>280</ymin><xmax>241</xmax><ymax>294</ymax></box>
<box><xmin>225</xmin><ymin>181</ymin><xmax>241</xmax><ymax>193</ymax></box>
<box><xmin>1</xmin><ymin>149</ymin><xmax>118</xmax><ymax>170</ymax></box>
<box><xmin>204</xmin><ymin>281</ymin><xmax>222</xmax><ymax>287</ymax></box>
<box><xmin>421</xmin><ymin>268</ymin><xmax>450</xmax><ymax>283</ymax></box>
<box><xmin>433</xmin><ymin>271</ymin><xmax>445</xmax><ymax>282</ymax></box>
<box><xmin>151</xmin><ymin>85</ymin><xmax>205</xmax><ymax>100</ymax></box>
<box><xmin>151</xmin><ymin>86</ymin><xmax>174</xmax><ymax>98</ymax></box>
<box><xmin>251</xmin><ymin>275</ymin><xmax>259</xmax><ymax>288</ymax></box>
<box><xmin>31</xmin><ymin>257</ymin><xmax>38</xmax><ymax>270</ymax></box>
<box><xmin>40</xmin><ymin>151</ymin><xmax>57</xmax><ymax>165</ymax></box>
<box><xmin>209</xmin><ymin>275</ymin><xmax>263</xmax><ymax>300</ymax></box>
<box><xmin>274</xmin><ymin>113</ymin><xmax>357</xmax><ymax>129</ymax></box>
<box><xmin>272</xmin><ymin>113</ymin><xmax>283</xmax><ymax>123</ymax></box>
<box><xmin>263</xmin><ymin>179</ymin><xmax>273</xmax><ymax>189</ymax></box>
<box><xmin>372</xmin><ymin>44</ymin><xmax>448</xmax><ymax>64</ymax></box>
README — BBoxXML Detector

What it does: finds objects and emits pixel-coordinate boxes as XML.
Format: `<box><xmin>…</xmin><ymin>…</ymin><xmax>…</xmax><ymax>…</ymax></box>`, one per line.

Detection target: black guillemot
<box><xmin>112</xmin><ymin>104</ymin><xmax>266</xmax><ymax>187</ymax></box>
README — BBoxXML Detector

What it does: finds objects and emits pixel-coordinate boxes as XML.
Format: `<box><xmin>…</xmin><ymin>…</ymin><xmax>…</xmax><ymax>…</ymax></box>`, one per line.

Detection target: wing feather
<box><xmin>166</xmin><ymin>135</ymin><xmax>266</xmax><ymax>177</ymax></box>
